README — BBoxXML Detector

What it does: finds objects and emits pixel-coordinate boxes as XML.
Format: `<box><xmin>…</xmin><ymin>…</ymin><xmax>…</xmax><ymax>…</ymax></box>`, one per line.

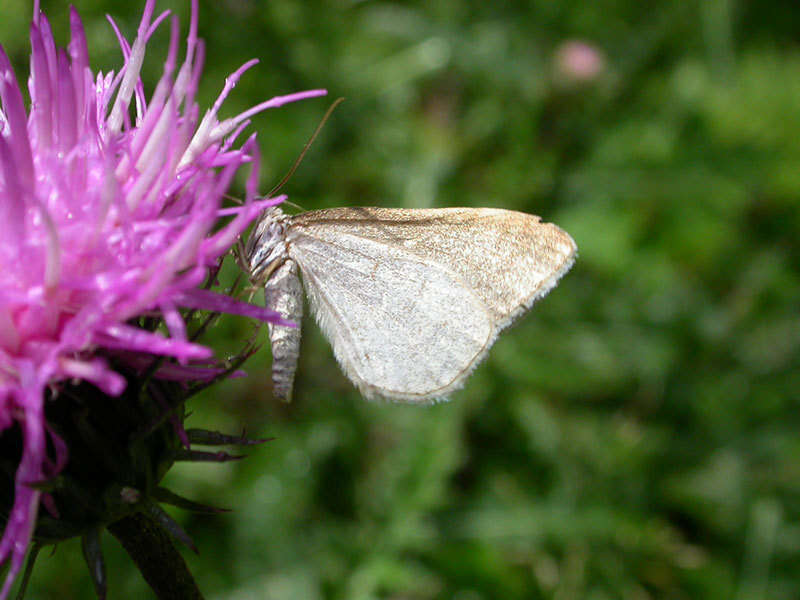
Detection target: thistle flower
<box><xmin>0</xmin><ymin>0</ymin><xmax>324</xmax><ymax>595</ymax></box>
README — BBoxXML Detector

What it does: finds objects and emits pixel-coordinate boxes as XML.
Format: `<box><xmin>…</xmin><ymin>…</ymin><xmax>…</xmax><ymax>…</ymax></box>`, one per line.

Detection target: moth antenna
<box><xmin>225</xmin><ymin>101</ymin><xmax>341</xmax><ymax>207</ymax></box>
<box><xmin>266</xmin><ymin>97</ymin><xmax>345</xmax><ymax>198</ymax></box>
<box><xmin>282</xmin><ymin>200</ymin><xmax>306</xmax><ymax>212</ymax></box>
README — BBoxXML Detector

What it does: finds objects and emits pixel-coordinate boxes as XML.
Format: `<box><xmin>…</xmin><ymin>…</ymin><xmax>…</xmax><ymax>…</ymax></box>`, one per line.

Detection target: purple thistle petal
<box><xmin>0</xmin><ymin>47</ymin><xmax>34</xmax><ymax>187</ymax></box>
<box><xmin>175</xmin><ymin>289</ymin><xmax>295</xmax><ymax>326</ymax></box>
<box><xmin>67</xmin><ymin>7</ymin><xmax>89</xmax><ymax>117</ymax></box>
<box><xmin>0</xmin><ymin>365</ymin><xmax>45</xmax><ymax>597</ymax></box>
<box><xmin>205</xmin><ymin>88</ymin><xmax>328</xmax><ymax>154</ymax></box>
<box><xmin>56</xmin><ymin>48</ymin><xmax>78</xmax><ymax>151</ymax></box>
<box><xmin>107</xmin><ymin>0</ymin><xmax>156</xmax><ymax>132</ymax></box>
<box><xmin>97</xmin><ymin>324</ymin><xmax>212</xmax><ymax>361</ymax></box>
<box><xmin>59</xmin><ymin>357</ymin><xmax>127</xmax><ymax>396</ymax></box>
<box><xmin>29</xmin><ymin>23</ymin><xmax>54</xmax><ymax>149</ymax></box>
<box><xmin>0</xmin><ymin>135</ymin><xmax>25</xmax><ymax>248</ymax></box>
<box><xmin>161</xmin><ymin>301</ymin><xmax>188</xmax><ymax>345</ymax></box>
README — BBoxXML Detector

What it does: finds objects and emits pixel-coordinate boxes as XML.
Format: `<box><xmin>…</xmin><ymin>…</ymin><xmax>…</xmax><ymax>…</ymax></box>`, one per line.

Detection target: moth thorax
<box><xmin>247</xmin><ymin>207</ymin><xmax>290</xmax><ymax>283</ymax></box>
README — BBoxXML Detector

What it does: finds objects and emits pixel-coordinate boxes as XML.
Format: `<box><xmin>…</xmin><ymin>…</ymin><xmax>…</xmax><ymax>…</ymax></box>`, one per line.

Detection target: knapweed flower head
<box><xmin>0</xmin><ymin>0</ymin><xmax>324</xmax><ymax>594</ymax></box>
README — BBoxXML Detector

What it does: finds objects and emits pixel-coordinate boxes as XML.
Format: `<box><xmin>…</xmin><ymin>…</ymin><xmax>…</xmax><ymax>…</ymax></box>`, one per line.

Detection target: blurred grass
<box><xmin>5</xmin><ymin>0</ymin><xmax>800</xmax><ymax>598</ymax></box>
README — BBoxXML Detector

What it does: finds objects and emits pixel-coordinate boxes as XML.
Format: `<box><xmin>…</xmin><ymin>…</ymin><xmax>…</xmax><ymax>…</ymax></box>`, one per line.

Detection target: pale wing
<box><xmin>286</xmin><ymin>207</ymin><xmax>576</xmax><ymax>402</ymax></box>
<box><xmin>287</xmin><ymin>230</ymin><xmax>494</xmax><ymax>402</ymax></box>
<box><xmin>292</xmin><ymin>207</ymin><xmax>577</xmax><ymax>330</ymax></box>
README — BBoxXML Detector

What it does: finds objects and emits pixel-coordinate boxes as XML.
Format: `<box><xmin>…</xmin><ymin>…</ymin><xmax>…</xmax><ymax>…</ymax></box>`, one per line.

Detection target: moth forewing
<box><xmin>249</xmin><ymin>206</ymin><xmax>577</xmax><ymax>403</ymax></box>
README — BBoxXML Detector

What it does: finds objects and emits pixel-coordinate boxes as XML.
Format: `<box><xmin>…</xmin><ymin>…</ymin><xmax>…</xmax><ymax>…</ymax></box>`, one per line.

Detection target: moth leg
<box><xmin>264</xmin><ymin>258</ymin><xmax>303</xmax><ymax>402</ymax></box>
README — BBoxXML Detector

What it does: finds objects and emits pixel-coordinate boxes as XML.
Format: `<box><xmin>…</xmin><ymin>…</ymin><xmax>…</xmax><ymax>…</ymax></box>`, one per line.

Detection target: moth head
<box><xmin>246</xmin><ymin>207</ymin><xmax>290</xmax><ymax>284</ymax></box>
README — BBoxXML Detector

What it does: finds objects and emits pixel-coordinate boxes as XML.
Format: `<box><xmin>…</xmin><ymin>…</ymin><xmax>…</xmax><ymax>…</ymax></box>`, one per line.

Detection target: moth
<box><xmin>245</xmin><ymin>206</ymin><xmax>577</xmax><ymax>403</ymax></box>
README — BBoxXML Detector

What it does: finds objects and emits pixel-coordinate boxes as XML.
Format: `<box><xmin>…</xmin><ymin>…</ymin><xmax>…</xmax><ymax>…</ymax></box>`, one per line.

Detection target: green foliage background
<box><xmin>3</xmin><ymin>0</ymin><xmax>799</xmax><ymax>598</ymax></box>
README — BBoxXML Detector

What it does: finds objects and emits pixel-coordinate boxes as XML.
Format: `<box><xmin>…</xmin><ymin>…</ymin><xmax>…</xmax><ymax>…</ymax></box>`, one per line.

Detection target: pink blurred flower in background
<box><xmin>554</xmin><ymin>39</ymin><xmax>606</xmax><ymax>84</ymax></box>
<box><xmin>0</xmin><ymin>0</ymin><xmax>324</xmax><ymax>594</ymax></box>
